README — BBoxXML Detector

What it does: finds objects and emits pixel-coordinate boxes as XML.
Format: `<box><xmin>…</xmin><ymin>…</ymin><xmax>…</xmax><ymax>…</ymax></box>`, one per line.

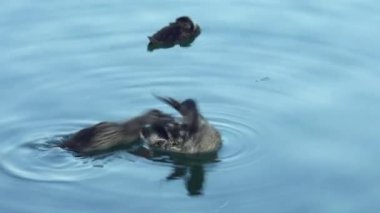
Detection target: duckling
<box><xmin>147</xmin><ymin>16</ymin><xmax>201</xmax><ymax>51</ymax></box>
<box><xmin>60</xmin><ymin>109</ymin><xmax>171</xmax><ymax>154</ymax></box>
<box><xmin>141</xmin><ymin>97</ymin><xmax>222</xmax><ymax>154</ymax></box>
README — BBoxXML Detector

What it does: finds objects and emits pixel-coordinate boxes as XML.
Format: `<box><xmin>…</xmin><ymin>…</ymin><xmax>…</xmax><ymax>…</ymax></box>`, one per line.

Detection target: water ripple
<box><xmin>210</xmin><ymin>108</ymin><xmax>262</xmax><ymax>172</ymax></box>
<box><xmin>0</xmin><ymin>133</ymin><xmax>110</xmax><ymax>182</ymax></box>
<box><xmin>0</xmin><ymin>119</ymin><xmax>132</xmax><ymax>182</ymax></box>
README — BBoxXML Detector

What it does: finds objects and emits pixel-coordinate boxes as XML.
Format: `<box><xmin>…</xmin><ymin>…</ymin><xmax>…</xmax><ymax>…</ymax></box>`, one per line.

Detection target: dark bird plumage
<box><xmin>60</xmin><ymin>109</ymin><xmax>172</xmax><ymax>154</ymax></box>
<box><xmin>141</xmin><ymin>97</ymin><xmax>222</xmax><ymax>154</ymax></box>
<box><xmin>148</xmin><ymin>16</ymin><xmax>201</xmax><ymax>51</ymax></box>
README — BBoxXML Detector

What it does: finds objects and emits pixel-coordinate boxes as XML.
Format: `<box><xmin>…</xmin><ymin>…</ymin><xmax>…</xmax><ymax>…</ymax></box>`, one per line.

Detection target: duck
<box><xmin>147</xmin><ymin>16</ymin><xmax>201</xmax><ymax>51</ymax></box>
<box><xmin>60</xmin><ymin>109</ymin><xmax>171</xmax><ymax>154</ymax></box>
<box><xmin>141</xmin><ymin>96</ymin><xmax>222</xmax><ymax>155</ymax></box>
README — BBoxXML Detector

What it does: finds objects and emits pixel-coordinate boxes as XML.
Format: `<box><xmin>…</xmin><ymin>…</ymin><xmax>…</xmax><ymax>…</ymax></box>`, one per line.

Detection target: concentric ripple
<box><xmin>0</xmin><ymin>135</ymin><xmax>105</xmax><ymax>182</ymax></box>
<box><xmin>205</xmin><ymin>104</ymin><xmax>263</xmax><ymax>172</ymax></box>
<box><xmin>0</xmin><ymin>119</ymin><xmax>128</xmax><ymax>182</ymax></box>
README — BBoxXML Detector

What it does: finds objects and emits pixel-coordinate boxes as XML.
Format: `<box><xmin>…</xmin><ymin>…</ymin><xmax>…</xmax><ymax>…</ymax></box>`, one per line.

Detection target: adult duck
<box><xmin>141</xmin><ymin>97</ymin><xmax>222</xmax><ymax>155</ymax></box>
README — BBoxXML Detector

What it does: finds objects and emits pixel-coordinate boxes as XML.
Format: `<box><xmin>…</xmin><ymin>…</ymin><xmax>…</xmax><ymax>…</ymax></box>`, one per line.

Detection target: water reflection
<box><xmin>167</xmin><ymin>163</ymin><xmax>205</xmax><ymax>196</ymax></box>
<box><xmin>131</xmin><ymin>146</ymin><xmax>217</xmax><ymax>196</ymax></box>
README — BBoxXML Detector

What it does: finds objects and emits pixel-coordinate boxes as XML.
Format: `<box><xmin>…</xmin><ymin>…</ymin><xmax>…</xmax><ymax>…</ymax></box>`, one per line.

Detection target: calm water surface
<box><xmin>1</xmin><ymin>0</ymin><xmax>380</xmax><ymax>212</ymax></box>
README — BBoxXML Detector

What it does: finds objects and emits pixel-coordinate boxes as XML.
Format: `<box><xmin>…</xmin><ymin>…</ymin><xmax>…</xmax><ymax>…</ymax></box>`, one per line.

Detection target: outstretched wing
<box><xmin>154</xmin><ymin>95</ymin><xmax>182</xmax><ymax>114</ymax></box>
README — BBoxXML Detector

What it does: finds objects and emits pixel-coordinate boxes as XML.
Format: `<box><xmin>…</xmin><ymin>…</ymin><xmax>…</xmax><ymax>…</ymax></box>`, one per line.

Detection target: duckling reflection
<box><xmin>59</xmin><ymin>109</ymin><xmax>171</xmax><ymax>155</ymax></box>
<box><xmin>147</xmin><ymin>16</ymin><xmax>201</xmax><ymax>51</ymax></box>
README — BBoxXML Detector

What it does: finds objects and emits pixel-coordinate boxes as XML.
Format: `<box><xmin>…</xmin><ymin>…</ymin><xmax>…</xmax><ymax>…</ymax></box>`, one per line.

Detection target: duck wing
<box><xmin>149</xmin><ymin>25</ymin><xmax>182</xmax><ymax>44</ymax></box>
<box><xmin>154</xmin><ymin>95</ymin><xmax>182</xmax><ymax>113</ymax></box>
<box><xmin>61</xmin><ymin>122</ymin><xmax>122</xmax><ymax>153</ymax></box>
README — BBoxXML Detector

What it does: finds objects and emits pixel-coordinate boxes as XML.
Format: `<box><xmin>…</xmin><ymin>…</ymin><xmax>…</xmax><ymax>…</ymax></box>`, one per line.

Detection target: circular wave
<box><xmin>0</xmin><ymin>103</ymin><xmax>263</xmax><ymax>194</ymax></box>
<box><xmin>0</xmin><ymin>119</ymin><xmax>138</xmax><ymax>183</ymax></box>
<box><xmin>0</xmin><ymin>135</ymin><xmax>108</xmax><ymax>182</ymax></box>
<box><xmin>209</xmin><ymin>107</ymin><xmax>262</xmax><ymax>172</ymax></box>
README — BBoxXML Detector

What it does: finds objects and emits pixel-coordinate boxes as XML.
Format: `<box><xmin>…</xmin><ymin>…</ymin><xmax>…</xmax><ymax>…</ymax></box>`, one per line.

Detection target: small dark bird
<box><xmin>147</xmin><ymin>16</ymin><xmax>201</xmax><ymax>51</ymax></box>
<box><xmin>141</xmin><ymin>96</ymin><xmax>222</xmax><ymax>154</ymax></box>
<box><xmin>60</xmin><ymin>110</ymin><xmax>171</xmax><ymax>154</ymax></box>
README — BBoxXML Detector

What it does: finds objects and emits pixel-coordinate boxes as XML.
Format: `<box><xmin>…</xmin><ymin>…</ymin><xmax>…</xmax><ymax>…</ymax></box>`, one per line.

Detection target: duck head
<box><xmin>155</xmin><ymin>96</ymin><xmax>200</xmax><ymax>134</ymax></box>
<box><xmin>140</xmin><ymin>96</ymin><xmax>200</xmax><ymax>151</ymax></box>
<box><xmin>175</xmin><ymin>16</ymin><xmax>195</xmax><ymax>32</ymax></box>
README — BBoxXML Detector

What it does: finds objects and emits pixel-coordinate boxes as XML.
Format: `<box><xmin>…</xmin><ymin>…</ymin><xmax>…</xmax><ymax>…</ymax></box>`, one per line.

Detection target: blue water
<box><xmin>1</xmin><ymin>0</ymin><xmax>380</xmax><ymax>212</ymax></box>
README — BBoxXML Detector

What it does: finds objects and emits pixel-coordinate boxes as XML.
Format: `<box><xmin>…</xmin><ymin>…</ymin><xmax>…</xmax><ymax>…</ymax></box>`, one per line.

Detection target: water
<box><xmin>1</xmin><ymin>0</ymin><xmax>379</xmax><ymax>212</ymax></box>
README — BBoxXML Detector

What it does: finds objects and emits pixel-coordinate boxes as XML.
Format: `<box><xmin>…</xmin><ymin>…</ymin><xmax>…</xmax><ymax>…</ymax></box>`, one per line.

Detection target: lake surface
<box><xmin>1</xmin><ymin>0</ymin><xmax>379</xmax><ymax>212</ymax></box>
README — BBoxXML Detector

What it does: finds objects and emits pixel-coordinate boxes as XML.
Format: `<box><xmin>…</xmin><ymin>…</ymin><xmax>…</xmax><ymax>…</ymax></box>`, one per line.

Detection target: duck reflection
<box><xmin>128</xmin><ymin>145</ymin><xmax>217</xmax><ymax>196</ymax></box>
<box><xmin>152</xmin><ymin>151</ymin><xmax>218</xmax><ymax>196</ymax></box>
<box><xmin>167</xmin><ymin>162</ymin><xmax>205</xmax><ymax>196</ymax></box>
